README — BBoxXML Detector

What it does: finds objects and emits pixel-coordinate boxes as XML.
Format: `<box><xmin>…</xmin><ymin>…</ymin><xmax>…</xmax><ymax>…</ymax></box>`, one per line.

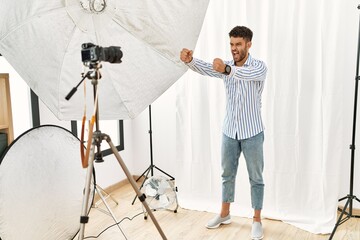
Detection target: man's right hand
<box><xmin>180</xmin><ymin>48</ymin><xmax>193</xmax><ymax>63</ymax></box>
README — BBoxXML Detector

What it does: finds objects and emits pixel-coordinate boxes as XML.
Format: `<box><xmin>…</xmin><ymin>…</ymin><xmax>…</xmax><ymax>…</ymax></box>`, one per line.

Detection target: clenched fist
<box><xmin>213</xmin><ymin>58</ymin><xmax>226</xmax><ymax>73</ymax></box>
<box><xmin>180</xmin><ymin>48</ymin><xmax>193</xmax><ymax>63</ymax></box>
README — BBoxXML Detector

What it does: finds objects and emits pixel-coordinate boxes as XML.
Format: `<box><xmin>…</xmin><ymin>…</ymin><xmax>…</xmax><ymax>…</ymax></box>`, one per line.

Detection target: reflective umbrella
<box><xmin>0</xmin><ymin>0</ymin><xmax>209</xmax><ymax>120</ymax></box>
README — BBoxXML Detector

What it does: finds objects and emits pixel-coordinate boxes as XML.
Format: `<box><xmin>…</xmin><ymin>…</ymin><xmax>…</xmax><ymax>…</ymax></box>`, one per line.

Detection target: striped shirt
<box><xmin>186</xmin><ymin>54</ymin><xmax>267</xmax><ymax>140</ymax></box>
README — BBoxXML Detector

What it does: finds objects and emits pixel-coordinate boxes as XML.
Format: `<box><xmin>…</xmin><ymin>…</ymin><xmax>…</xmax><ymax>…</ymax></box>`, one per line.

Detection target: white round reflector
<box><xmin>0</xmin><ymin>125</ymin><xmax>91</xmax><ymax>239</ymax></box>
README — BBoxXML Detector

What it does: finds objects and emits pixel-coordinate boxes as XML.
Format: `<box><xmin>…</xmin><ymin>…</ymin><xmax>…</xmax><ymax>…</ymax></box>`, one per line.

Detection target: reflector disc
<box><xmin>0</xmin><ymin>125</ymin><xmax>91</xmax><ymax>239</ymax></box>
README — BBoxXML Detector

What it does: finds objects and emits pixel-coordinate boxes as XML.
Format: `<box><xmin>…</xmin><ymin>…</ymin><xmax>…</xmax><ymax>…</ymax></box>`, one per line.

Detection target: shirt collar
<box><xmin>230</xmin><ymin>53</ymin><xmax>252</xmax><ymax>66</ymax></box>
<box><xmin>243</xmin><ymin>53</ymin><xmax>252</xmax><ymax>66</ymax></box>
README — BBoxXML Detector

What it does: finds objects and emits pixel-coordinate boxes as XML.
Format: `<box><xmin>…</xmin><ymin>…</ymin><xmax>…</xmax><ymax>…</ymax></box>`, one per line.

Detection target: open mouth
<box><xmin>232</xmin><ymin>52</ymin><xmax>240</xmax><ymax>59</ymax></box>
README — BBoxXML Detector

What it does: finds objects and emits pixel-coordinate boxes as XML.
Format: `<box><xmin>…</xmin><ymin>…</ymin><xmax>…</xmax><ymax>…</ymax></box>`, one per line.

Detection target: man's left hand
<box><xmin>213</xmin><ymin>58</ymin><xmax>226</xmax><ymax>73</ymax></box>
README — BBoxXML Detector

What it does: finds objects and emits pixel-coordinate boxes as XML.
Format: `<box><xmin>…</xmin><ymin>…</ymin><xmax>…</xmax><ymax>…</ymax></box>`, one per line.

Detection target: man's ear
<box><xmin>247</xmin><ymin>41</ymin><xmax>252</xmax><ymax>49</ymax></box>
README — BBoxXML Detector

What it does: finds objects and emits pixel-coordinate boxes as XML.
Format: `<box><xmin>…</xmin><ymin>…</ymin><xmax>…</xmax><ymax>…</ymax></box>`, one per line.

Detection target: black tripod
<box><xmin>132</xmin><ymin>105</ymin><xmax>175</xmax><ymax>205</ymax></box>
<box><xmin>66</xmin><ymin>63</ymin><xmax>167</xmax><ymax>240</ymax></box>
<box><xmin>328</xmin><ymin>4</ymin><xmax>360</xmax><ymax>239</ymax></box>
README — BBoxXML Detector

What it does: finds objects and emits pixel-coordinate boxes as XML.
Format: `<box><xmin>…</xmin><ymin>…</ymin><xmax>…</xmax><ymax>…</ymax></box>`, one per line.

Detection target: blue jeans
<box><xmin>221</xmin><ymin>132</ymin><xmax>264</xmax><ymax>210</ymax></box>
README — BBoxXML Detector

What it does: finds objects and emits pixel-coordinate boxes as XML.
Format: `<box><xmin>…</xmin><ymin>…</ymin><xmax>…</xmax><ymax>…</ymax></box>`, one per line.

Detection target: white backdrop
<box><xmin>175</xmin><ymin>0</ymin><xmax>359</xmax><ymax>234</ymax></box>
<box><xmin>2</xmin><ymin>0</ymin><xmax>360</xmax><ymax>236</ymax></box>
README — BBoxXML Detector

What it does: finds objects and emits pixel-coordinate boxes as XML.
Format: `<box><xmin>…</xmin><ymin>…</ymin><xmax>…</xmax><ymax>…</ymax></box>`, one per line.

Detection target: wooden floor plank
<box><xmin>74</xmin><ymin>183</ymin><xmax>360</xmax><ymax>240</ymax></box>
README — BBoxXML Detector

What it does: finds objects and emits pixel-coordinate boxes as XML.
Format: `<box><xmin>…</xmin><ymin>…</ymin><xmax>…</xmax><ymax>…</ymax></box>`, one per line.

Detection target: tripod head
<box><xmin>83</xmin><ymin>61</ymin><xmax>102</xmax><ymax>81</ymax></box>
<box><xmin>64</xmin><ymin>62</ymin><xmax>102</xmax><ymax>101</ymax></box>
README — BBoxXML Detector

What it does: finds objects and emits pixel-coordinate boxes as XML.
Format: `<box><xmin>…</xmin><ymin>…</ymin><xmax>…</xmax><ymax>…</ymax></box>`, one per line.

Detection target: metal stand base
<box><xmin>328</xmin><ymin>195</ymin><xmax>360</xmax><ymax>239</ymax></box>
<box><xmin>93</xmin><ymin>184</ymin><xmax>119</xmax><ymax>212</ymax></box>
<box><xmin>94</xmin><ymin>184</ymin><xmax>128</xmax><ymax>239</ymax></box>
<box><xmin>132</xmin><ymin>105</ymin><xmax>175</xmax><ymax>205</ymax></box>
<box><xmin>132</xmin><ymin>165</ymin><xmax>175</xmax><ymax>205</ymax></box>
<box><xmin>77</xmin><ymin>131</ymin><xmax>167</xmax><ymax>240</ymax></box>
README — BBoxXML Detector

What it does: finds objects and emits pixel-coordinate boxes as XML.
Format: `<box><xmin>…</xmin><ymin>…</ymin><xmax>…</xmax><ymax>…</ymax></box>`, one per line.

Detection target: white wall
<box><xmin>130</xmin><ymin>83</ymin><xmax>178</xmax><ymax>182</ymax></box>
<box><xmin>0</xmin><ymin>58</ymin><xmax>31</xmax><ymax>137</ymax></box>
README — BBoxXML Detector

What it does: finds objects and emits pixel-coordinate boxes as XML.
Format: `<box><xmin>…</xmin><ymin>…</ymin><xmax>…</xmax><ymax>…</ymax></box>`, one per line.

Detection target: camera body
<box><xmin>81</xmin><ymin>43</ymin><xmax>123</xmax><ymax>64</ymax></box>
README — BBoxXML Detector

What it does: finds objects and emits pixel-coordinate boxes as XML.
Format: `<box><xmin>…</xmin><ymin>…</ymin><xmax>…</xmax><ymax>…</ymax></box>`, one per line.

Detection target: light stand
<box><xmin>66</xmin><ymin>63</ymin><xmax>167</xmax><ymax>240</ymax></box>
<box><xmin>92</xmin><ymin>168</ymin><xmax>127</xmax><ymax>238</ymax></box>
<box><xmin>131</xmin><ymin>105</ymin><xmax>175</xmax><ymax>205</ymax></box>
<box><xmin>328</xmin><ymin>4</ymin><xmax>360</xmax><ymax>239</ymax></box>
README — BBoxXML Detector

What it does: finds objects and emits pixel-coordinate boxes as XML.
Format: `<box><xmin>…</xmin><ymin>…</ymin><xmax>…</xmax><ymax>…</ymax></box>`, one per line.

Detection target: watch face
<box><xmin>226</xmin><ymin>65</ymin><xmax>231</xmax><ymax>73</ymax></box>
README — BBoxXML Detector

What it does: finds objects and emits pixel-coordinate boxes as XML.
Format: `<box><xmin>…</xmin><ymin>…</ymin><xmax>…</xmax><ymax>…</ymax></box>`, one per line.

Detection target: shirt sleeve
<box><xmin>186</xmin><ymin>58</ymin><xmax>224</xmax><ymax>79</ymax></box>
<box><xmin>228</xmin><ymin>59</ymin><xmax>267</xmax><ymax>82</ymax></box>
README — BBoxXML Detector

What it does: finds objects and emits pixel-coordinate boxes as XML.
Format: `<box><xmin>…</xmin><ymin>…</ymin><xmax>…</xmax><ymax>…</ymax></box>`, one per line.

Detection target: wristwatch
<box><xmin>224</xmin><ymin>64</ymin><xmax>231</xmax><ymax>75</ymax></box>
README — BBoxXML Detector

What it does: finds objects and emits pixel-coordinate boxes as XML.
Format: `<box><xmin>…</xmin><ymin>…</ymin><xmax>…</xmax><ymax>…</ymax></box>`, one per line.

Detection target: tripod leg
<box><xmin>95</xmin><ymin>184</ymin><xmax>119</xmax><ymax>207</ymax></box>
<box><xmin>135</xmin><ymin>165</ymin><xmax>151</xmax><ymax>182</ymax></box>
<box><xmin>96</xmin><ymin>187</ymin><xmax>128</xmax><ymax>239</ymax></box>
<box><xmin>329</xmin><ymin>198</ymin><xmax>351</xmax><ymax>240</ymax></box>
<box><xmin>78</xmin><ymin>140</ymin><xmax>96</xmax><ymax>240</ymax></box>
<box><xmin>354</xmin><ymin>196</ymin><xmax>360</xmax><ymax>218</ymax></box>
<box><xmin>132</xmin><ymin>167</ymin><xmax>151</xmax><ymax>205</ymax></box>
<box><xmin>154</xmin><ymin>165</ymin><xmax>175</xmax><ymax>180</ymax></box>
<box><xmin>105</xmin><ymin>136</ymin><xmax>167</xmax><ymax>240</ymax></box>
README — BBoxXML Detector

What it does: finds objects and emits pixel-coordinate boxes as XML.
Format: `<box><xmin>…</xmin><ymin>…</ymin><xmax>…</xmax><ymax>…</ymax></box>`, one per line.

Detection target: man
<box><xmin>180</xmin><ymin>26</ymin><xmax>267</xmax><ymax>240</ymax></box>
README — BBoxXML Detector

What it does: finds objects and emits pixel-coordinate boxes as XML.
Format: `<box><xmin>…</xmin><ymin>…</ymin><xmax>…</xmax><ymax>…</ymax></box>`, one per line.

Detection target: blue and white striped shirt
<box><xmin>187</xmin><ymin>54</ymin><xmax>267</xmax><ymax>140</ymax></box>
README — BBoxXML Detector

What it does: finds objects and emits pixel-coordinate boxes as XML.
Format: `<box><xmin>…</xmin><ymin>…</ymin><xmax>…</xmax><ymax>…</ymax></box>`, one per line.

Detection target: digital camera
<box><xmin>81</xmin><ymin>43</ymin><xmax>123</xmax><ymax>64</ymax></box>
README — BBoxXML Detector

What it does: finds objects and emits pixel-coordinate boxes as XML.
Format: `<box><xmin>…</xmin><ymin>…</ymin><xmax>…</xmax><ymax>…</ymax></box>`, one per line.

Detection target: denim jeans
<box><xmin>221</xmin><ymin>131</ymin><xmax>264</xmax><ymax>210</ymax></box>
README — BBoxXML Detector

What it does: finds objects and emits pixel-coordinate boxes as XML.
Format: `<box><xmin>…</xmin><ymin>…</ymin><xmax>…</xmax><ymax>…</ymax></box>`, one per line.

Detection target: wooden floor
<box><xmin>77</xmin><ymin>183</ymin><xmax>360</xmax><ymax>240</ymax></box>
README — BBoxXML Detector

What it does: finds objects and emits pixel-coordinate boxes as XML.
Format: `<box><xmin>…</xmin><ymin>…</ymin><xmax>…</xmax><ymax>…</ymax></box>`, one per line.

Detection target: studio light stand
<box><xmin>131</xmin><ymin>105</ymin><xmax>175</xmax><ymax>205</ymax></box>
<box><xmin>93</xmin><ymin>171</ymin><xmax>127</xmax><ymax>238</ymax></box>
<box><xmin>93</xmin><ymin>184</ymin><xmax>119</xmax><ymax>213</ymax></box>
<box><xmin>66</xmin><ymin>62</ymin><xmax>167</xmax><ymax>240</ymax></box>
<box><xmin>328</xmin><ymin>4</ymin><xmax>360</xmax><ymax>239</ymax></box>
<box><xmin>91</xmin><ymin>168</ymin><xmax>119</xmax><ymax>218</ymax></box>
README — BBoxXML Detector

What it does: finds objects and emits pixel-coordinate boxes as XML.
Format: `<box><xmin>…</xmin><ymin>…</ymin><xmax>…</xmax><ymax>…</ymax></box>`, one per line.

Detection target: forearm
<box><xmin>186</xmin><ymin>58</ymin><xmax>224</xmax><ymax>79</ymax></box>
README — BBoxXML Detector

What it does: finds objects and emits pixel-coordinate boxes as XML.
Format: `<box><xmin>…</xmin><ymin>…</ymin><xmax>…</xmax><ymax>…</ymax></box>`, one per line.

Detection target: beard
<box><xmin>232</xmin><ymin>47</ymin><xmax>248</xmax><ymax>65</ymax></box>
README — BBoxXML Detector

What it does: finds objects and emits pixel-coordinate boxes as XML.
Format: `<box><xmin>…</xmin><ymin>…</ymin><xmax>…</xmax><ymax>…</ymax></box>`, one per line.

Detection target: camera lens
<box><xmin>103</xmin><ymin>46</ymin><xmax>123</xmax><ymax>63</ymax></box>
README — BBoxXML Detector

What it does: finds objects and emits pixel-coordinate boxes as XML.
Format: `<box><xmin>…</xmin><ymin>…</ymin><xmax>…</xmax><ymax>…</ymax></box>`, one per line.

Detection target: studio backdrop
<box><xmin>175</xmin><ymin>0</ymin><xmax>358</xmax><ymax>234</ymax></box>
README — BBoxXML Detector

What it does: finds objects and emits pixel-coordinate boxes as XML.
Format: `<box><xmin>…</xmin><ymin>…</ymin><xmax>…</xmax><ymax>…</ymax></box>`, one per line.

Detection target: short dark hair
<box><xmin>229</xmin><ymin>26</ymin><xmax>253</xmax><ymax>42</ymax></box>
